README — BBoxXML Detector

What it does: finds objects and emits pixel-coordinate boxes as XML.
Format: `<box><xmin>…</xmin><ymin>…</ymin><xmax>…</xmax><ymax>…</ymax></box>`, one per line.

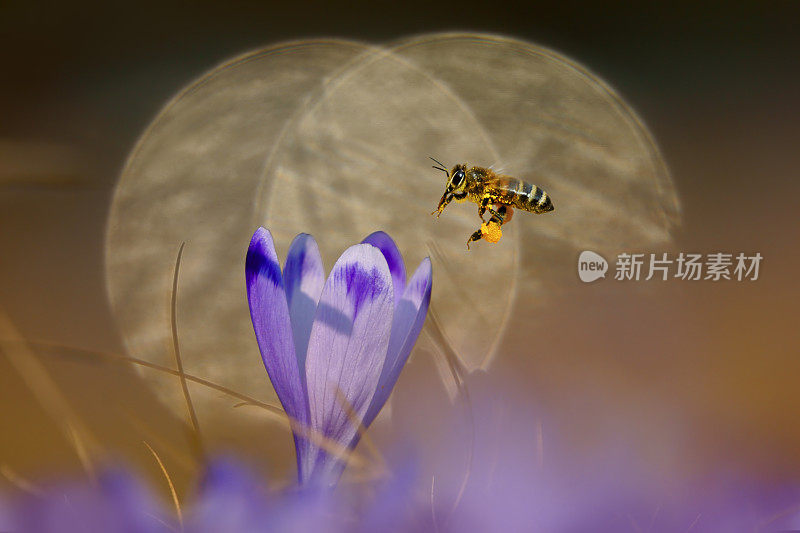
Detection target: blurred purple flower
<box><xmin>4</xmin><ymin>457</ymin><xmax>422</xmax><ymax>533</ymax></box>
<box><xmin>246</xmin><ymin>228</ymin><xmax>432</xmax><ymax>486</ymax></box>
<box><xmin>188</xmin><ymin>456</ymin><xmax>422</xmax><ymax>533</ymax></box>
<box><xmin>4</xmin><ymin>404</ymin><xmax>800</xmax><ymax>532</ymax></box>
<box><xmin>8</xmin><ymin>469</ymin><xmax>172</xmax><ymax>533</ymax></box>
<box><xmin>186</xmin><ymin>457</ymin><xmax>342</xmax><ymax>533</ymax></box>
<box><xmin>395</xmin><ymin>371</ymin><xmax>800</xmax><ymax>533</ymax></box>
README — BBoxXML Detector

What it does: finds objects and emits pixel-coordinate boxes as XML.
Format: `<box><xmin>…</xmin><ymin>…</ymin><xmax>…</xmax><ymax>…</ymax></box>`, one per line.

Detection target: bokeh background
<box><xmin>1</xmin><ymin>0</ymin><xmax>799</xmax><ymax>507</ymax></box>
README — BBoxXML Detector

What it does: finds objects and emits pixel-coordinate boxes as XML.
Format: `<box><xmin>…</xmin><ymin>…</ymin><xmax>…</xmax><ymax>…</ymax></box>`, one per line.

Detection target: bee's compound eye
<box><xmin>452</xmin><ymin>170</ymin><xmax>465</xmax><ymax>187</ymax></box>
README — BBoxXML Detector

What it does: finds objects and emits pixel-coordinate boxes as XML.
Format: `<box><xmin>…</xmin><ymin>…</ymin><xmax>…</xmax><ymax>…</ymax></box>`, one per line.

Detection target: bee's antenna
<box><xmin>429</xmin><ymin>156</ymin><xmax>449</xmax><ymax>175</ymax></box>
<box><xmin>429</xmin><ymin>156</ymin><xmax>447</xmax><ymax>168</ymax></box>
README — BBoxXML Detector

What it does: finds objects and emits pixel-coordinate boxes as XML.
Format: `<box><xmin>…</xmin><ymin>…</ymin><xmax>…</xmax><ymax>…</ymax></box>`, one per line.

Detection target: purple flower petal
<box><xmin>246</xmin><ymin>227</ymin><xmax>310</xmax><ymax>478</ymax></box>
<box><xmin>362</xmin><ymin>231</ymin><xmax>406</xmax><ymax>309</ymax></box>
<box><xmin>358</xmin><ymin>457</ymin><xmax>420</xmax><ymax>532</ymax></box>
<box><xmin>304</xmin><ymin>243</ymin><xmax>394</xmax><ymax>484</ymax></box>
<box><xmin>363</xmin><ymin>257</ymin><xmax>432</xmax><ymax>428</ymax></box>
<box><xmin>283</xmin><ymin>233</ymin><xmax>325</xmax><ymax>374</ymax></box>
<box><xmin>187</xmin><ymin>458</ymin><xmax>269</xmax><ymax>532</ymax></box>
<box><xmin>11</xmin><ymin>469</ymin><xmax>171</xmax><ymax>533</ymax></box>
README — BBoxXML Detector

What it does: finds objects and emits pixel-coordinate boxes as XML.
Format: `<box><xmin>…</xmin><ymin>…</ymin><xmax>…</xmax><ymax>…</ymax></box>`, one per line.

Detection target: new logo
<box><xmin>578</xmin><ymin>251</ymin><xmax>608</xmax><ymax>282</ymax></box>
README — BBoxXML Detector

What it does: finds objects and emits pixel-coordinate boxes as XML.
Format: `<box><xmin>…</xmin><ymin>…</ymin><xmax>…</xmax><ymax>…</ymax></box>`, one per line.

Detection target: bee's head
<box><xmin>431</xmin><ymin>158</ymin><xmax>468</xmax><ymax>193</ymax></box>
<box><xmin>431</xmin><ymin>157</ymin><xmax>468</xmax><ymax>215</ymax></box>
<box><xmin>446</xmin><ymin>164</ymin><xmax>468</xmax><ymax>196</ymax></box>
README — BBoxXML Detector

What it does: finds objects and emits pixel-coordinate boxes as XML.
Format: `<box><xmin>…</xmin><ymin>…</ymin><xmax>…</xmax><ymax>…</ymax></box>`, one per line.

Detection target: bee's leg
<box><xmin>486</xmin><ymin>204</ymin><xmax>508</xmax><ymax>224</ymax></box>
<box><xmin>477</xmin><ymin>196</ymin><xmax>491</xmax><ymax>221</ymax></box>
<box><xmin>466</xmin><ymin>229</ymin><xmax>484</xmax><ymax>250</ymax></box>
<box><xmin>432</xmin><ymin>192</ymin><xmax>453</xmax><ymax>216</ymax></box>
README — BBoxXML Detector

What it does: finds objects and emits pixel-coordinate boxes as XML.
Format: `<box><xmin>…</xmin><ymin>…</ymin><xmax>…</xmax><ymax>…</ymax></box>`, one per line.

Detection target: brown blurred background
<box><xmin>1</xmin><ymin>0</ymin><xmax>799</xmax><ymax>499</ymax></box>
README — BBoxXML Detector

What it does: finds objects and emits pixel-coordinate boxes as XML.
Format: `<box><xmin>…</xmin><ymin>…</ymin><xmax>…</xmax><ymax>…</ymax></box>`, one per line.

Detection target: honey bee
<box><xmin>430</xmin><ymin>157</ymin><xmax>554</xmax><ymax>248</ymax></box>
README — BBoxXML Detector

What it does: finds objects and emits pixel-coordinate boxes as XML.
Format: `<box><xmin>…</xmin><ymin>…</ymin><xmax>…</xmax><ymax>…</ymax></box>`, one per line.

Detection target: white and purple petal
<box><xmin>363</xmin><ymin>257</ymin><xmax>432</xmax><ymax>428</ymax></box>
<box><xmin>362</xmin><ymin>231</ymin><xmax>406</xmax><ymax>308</ymax></box>
<box><xmin>283</xmin><ymin>233</ymin><xmax>325</xmax><ymax>376</ymax></box>
<box><xmin>304</xmin><ymin>243</ymin><xmax>394</xmax><ymax>484</ymax></box>
<box><xmin>246</xmin><ymin>228</ymin><xmax>310</xmax><ymax>477</ymax></box>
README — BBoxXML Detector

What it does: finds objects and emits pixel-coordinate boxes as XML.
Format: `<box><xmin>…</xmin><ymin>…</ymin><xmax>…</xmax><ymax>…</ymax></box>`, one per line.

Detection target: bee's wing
<box><xmin>483</xmin><ymin>174</ymin><xmax>520</xmax><ymax>196</ymax></box>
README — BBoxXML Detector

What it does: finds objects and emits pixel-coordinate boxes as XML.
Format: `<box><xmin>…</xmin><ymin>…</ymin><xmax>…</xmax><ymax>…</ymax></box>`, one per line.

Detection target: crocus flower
<box><xmin>246</xmin><ymin>228</ymin><xmax>432</xmax><ymax>486</ymax></box>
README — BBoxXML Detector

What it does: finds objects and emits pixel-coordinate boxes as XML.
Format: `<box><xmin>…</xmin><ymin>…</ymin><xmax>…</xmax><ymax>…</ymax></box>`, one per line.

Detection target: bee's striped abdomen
<box><xmin>480</xmin><ymin>172</ymin><xmax>554</xmax><ymax>216</ymax></box>
<box><xmin>525</xmin><ymin>183</ymin><xmax>553</xmax><ymax>213</ymax></box>
<box><xmin>509</xmin><ymin>179</ymin><xmax>554</xmax><ymax>214</ymax></box>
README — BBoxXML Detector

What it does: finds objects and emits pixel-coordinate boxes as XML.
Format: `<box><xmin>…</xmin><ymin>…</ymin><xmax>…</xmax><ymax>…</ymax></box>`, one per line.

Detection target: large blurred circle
<box><xmin>105</xmin><ymin>40</ymin><xmax>373</xmax><ymax>417</ymax></box>
<box><xmin>391</xmin><ymin>34</ymin><xmax>679</xmax><ymax>296</ymax></box>
<box><xmin>105</xmin><ymin>33</ymin><xmax>679</xmax><ymax>421</ymax></box>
